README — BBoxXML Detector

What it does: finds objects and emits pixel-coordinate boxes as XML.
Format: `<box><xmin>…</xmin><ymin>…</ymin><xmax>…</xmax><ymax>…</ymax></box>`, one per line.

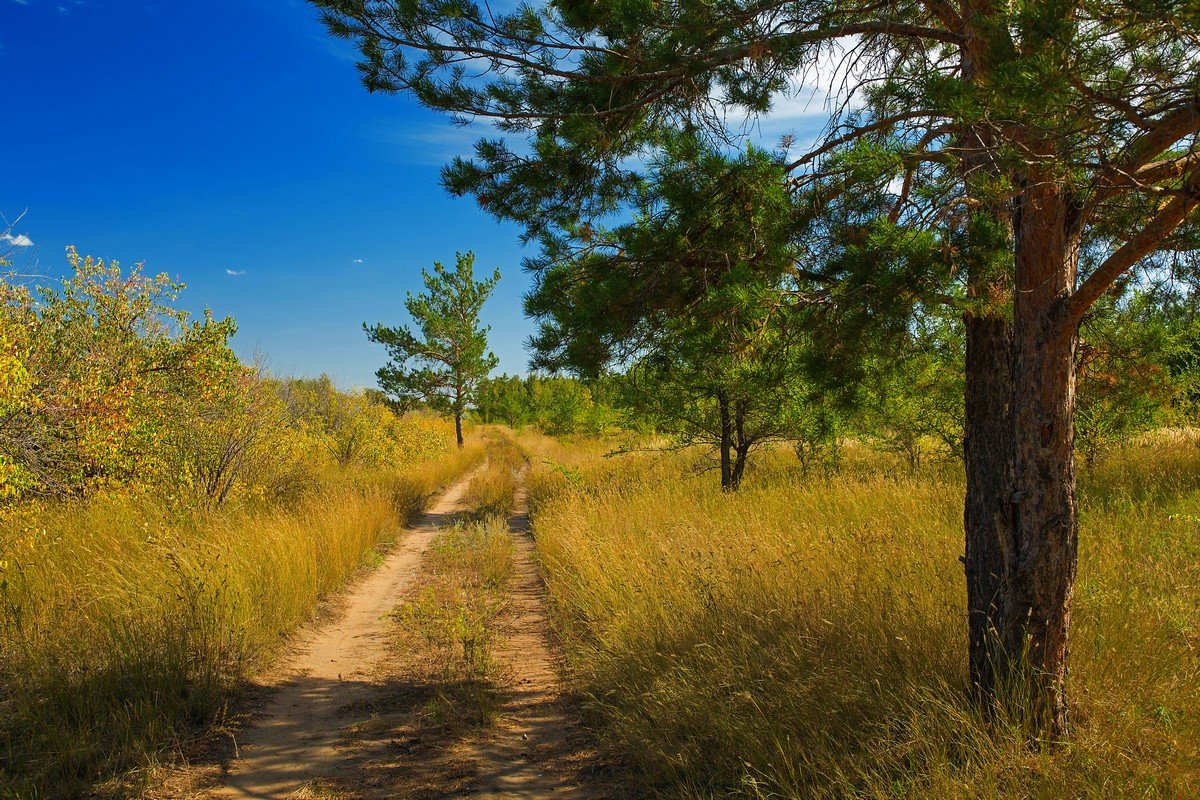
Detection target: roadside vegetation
<box><xmin>527</xmin><ymin>435</ymin><xmax>1200</xmax><ymax>798</ymax></box>
<box><xmin>0</xmin><ymin>252</ymin><xmax>483</xmax><ymax>798</ymax></box>
<box><xmin>461</xmin><ymin>429</ymin><xmax>526</xmax><ymax>520</ymax></box>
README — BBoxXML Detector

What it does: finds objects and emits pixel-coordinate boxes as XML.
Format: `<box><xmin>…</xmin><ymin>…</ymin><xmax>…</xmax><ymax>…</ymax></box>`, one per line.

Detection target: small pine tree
<box><xmin>364</xmin><ymin>252</ymin><xmax>500</xmax><ymax>447</ymax></box>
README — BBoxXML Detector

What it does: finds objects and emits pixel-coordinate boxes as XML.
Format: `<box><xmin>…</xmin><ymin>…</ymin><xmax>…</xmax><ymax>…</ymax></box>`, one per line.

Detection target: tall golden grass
<box><xmin>526</xmin><ymin>436</ymin><xmax>1200</xmax><ymax>798</ymax></box>
<box><xmin>0</xmin><ymin>444</ymin><xmax>483</xmax><ymax>798</ymax></box>
<box><xmin>461</xmin><ymin>427</ymin><xmax>527</xmax><ymax>520</ymax></box>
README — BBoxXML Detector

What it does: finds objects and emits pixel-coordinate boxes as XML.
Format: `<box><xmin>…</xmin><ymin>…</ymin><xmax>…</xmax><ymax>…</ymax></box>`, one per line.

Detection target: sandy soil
<box><xmin>201</xmin><ymin>468</ymin><xmax>481</xmax><ymax>798</ymax></box>
<box><xmin>448</xmin><ymin>474</ymin><xmax>599</xmax><ymax>799</ymax></box>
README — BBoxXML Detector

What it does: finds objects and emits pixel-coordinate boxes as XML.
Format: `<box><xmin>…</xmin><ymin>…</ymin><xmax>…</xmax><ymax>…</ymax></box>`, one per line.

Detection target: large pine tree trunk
<box><xmin>963</xmin><ymin>310</ymin><xmax>1014</xmax><ymax>704</ymax></box>
<box><xmin>455</xmin><ymin>411</ymin><xmax>465</xmax><ymax>448</ymax></box>
<box><xmin>1003</xmin><ymin>181</ymin><xmax>1082</xmax><ymax>735</ymax></box>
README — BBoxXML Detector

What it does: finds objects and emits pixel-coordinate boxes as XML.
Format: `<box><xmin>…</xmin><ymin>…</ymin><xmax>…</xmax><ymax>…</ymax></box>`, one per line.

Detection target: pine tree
<box><xmin>365</xmin><ymin>252</ymin><xmax>500</xmax><ymax>447</ymax></box>
<box><xmin>315</xmin><ymin>0</ymin><xmax>1200</xmax><ymax>733</ymax></box>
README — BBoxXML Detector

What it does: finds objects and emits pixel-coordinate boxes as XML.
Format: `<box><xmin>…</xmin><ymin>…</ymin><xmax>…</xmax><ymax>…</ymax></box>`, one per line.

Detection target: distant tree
<box><xmin>527</xmin><ymin>376</ymin><xmax>606</xmax><ymax>435</ymax></box>
<box><xmin>365</xmin><ymin>252</ymin><xmax>499</xmax><ymax>447</ymax></box>
<box><xmin>619</xmin><ymin>315</ymin><xmax>829</xmax><ymax>491</ymax></box>
<box><xmin>860</xmin><ymin>311</ymin><xmax>965</xmax><ymax>469</ymax></box>
<box><xmin>1076</xmin><ymin>289</ymin><xmax>1200</xmax><ymax>464</ymax></box>
<box><xmin>475</xmin><ymin>374</ymin><xmax>532</xmax><ymax>428</ymax></box>
<box><xmin>475</xmin><ymin>373</ymin><xmax>622</xmax><ymax>434</ymax></box>
<box><xmin>628</xmin><ymin>363</ymin><xmax>806</xmax><ymax>491</ymax></box>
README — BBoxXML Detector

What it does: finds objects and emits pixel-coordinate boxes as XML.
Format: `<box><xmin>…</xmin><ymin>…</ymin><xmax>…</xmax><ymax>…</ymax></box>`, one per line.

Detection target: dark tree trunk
<box><xmin>730</xmin><ymin>400</ymin><xmax>750</xmax><ymax>491</ymax></box>
<box><xmin>963</xmin><ymin>310</ymin><xmax>1014</xmax><ymax>705</ymax></box>
<box><xmin>455</xmin><ymin>411</ymin><xmax>464</xmax><ymax>448</ymax></box>
<box><xmin>957</xmin><ymin>65</ymin><xmax>1020</xmax><ymax>710</ymax></box>
<box><xmin>1001</xmin><ymin>180</ymin><xmax>1082</xmax><ymax>736</ymax></box>
<box><xmin>718</xmin><ymin>390</ymin><xmax>733</xmax><ymax>491</ymax></box>
<box><xmin>730</xmin><ymin>444</ymin><xmax>750</xmax><ymax>491</ymax></box>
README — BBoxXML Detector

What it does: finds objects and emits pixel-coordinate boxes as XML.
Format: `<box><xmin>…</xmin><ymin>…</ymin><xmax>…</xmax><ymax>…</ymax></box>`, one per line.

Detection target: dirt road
<box><xmin>207</xmin><ymin>469</ymin><xmax>483</xmax><ymax>799</ymax></box>
<box><xmin>451</xmin><ymin>474</ymin><xmax>596</xmax><ymax>799</ymax></box>
<box><xmin>185</xmin><ymin>464</ymin><xmax>601</xmax><ymax>799</ymax></box>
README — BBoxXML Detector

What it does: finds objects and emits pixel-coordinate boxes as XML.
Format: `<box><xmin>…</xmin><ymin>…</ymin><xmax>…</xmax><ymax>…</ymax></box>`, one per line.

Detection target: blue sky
<box><xmin>1</xmin><ymin>0</ymin><xmax>534</xmax><ymax>387</ymax></box>
<box><xmin>2</xmin><ymin>0</ymin><xmax>835</xmax><ymax>387</ymax></box>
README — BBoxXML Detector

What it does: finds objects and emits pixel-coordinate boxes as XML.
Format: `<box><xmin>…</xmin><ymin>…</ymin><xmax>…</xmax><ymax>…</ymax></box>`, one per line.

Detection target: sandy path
<box><xmin>208</xmin><ymin>468</ymin><xmax>482</xmax><ymax>799</ymax></box>
<box><xmin>458</xmin><ymin>474</ymin><xmax>597</xmax><ymax>799</ymax></box>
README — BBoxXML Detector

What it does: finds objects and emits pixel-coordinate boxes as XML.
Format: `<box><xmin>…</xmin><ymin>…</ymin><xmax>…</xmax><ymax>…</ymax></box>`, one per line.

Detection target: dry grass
<box><xmin>526</xmin><ymin>435</ymin><xmax>1200</xmax><ymax>799</ymax></box>
<box><xmin>0</xmin><ymin>443</ymin><xmax>484</xmax><ymax>799</ymax></box>
<box><xmin>461</xmin><ymin>427</ymin><xmax>527</xmax><ymax>521</ymax></box>
<box><xmin>393</xmin><ymin>516</ymin><xmax>515</xmax><ymax>688</ymax></box>
<box><xmin>382</xmin><ymin>502</ymin><xmax>518</xmax><ymax>758</ymax></box>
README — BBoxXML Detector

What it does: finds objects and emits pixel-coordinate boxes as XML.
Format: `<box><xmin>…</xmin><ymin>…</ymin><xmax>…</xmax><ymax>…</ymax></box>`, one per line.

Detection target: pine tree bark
<box><xmin>718</xmin><ymin>390</ymin><xmax>733</xmax><ymax>491</ymax></box>
<box><xmin>963</xmin><ymin>310</ymin><xmax>1014</xmax><ymax>705</ymax></box>
<box><xmin>958</xmin><ymin>22</ymin><xmax>1020</xmax><ymax>706</ymax></box>
<box><xmin>455</xmin><ymin>411</ymin><xmax>465</xmax><ymax>448</ymax></box>
<box><xmin>730</xmin><ymin>399</ymin><xmax>750</xmax><ymax>491</ymax></box>
<box><xmin>1002</xmin><ymin>179</ymin><xmax>1082</xmax><ymax>735</ymax></box>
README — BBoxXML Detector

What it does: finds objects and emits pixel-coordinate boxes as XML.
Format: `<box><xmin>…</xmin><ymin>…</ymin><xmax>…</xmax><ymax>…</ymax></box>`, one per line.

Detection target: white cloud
<box><xmin>725</xmin><ymin>36</ymin><xmax>871</xmax><ymax>152</ymax></box>
<box><xmin>225</xmin><ymin>268</ymin><xmax>246</xmax><ymax>276</ymax></box>
<box><xmin>1</xmin><ymin>232</ymin><xmax>33</xmax><ymax>247</ymax></box>
<box><xmin>352</xmin><ymin>258</ymin><xmax>364</xmax><ymax>264</ymax></box>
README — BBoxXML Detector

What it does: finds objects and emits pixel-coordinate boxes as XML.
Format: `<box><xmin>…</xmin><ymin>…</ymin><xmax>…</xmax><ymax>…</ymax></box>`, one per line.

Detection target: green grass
<box><xmin>0</xmin><ymin>443</ymin><xmax>484</xmax><ymax>799</ymax></box>
<box><xmin>525</xmin><ymin>435</ymin><xmax>1200</xmax><ymax>798</ymax></box>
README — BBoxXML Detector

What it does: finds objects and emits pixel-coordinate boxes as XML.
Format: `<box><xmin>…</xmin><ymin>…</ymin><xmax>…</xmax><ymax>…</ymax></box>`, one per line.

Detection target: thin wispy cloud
<box><xmin>359</xmin><ymin>116</ymin><xmax>515</xmax><ymax>167</ymax></box>
<box><xmin>1</xmin><ymin>232</ymin><xmax>34</xmax><ymax>247</ymax></box>
<box><xmin>225</xmin><ymin>268</ymin><xmax>246</xmax><ymax>276</ymax></box>
<box><xmin>725</xmin><ymin>36</ymin><xmax>869</xmax><ymax>152</ymax></box>
<box><xmin>352</xmin><ymin>258</ymin><xmax>364</xmax><ymax>264</ymax></box>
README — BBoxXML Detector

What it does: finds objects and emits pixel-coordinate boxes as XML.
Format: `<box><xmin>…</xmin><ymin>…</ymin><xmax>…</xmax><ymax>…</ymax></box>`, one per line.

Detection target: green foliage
<box><xmin>0</xmin><ymin>247</ymin><xmax>464</xmax><ymax>508</ymax></box>
<box><xmin>524</xmin><ymin>136</ymin><xmax>799</xmax><ymax>377</ymax></box>
<box><xmin>857</xmin><ymin>310</ymin><xmax>965</xmax><ymax>468</ymax></box>
<box><xmin>0</xmin><ymin>247</ymin><xmax>242</xmax><ymax>500</ymax></box>
<box><xmin>474</xmin><ymin>373</ymin><xmax>621</xmax><ymax>435</ymax></box>
<box><xmin>365</xmin><ymin>252</ymin><xmax>500</xmax><ymax>443</ymax></box>
<box><xmin>619</xmin><ymin>322</ymin><xmax>841</xmax><ymax>489</ymax></box>
<box><xmin>312</xmin><ymin>0</ymin><xmax>1200</xmax><ymax>390</ymax></box>
<box><xmin>1076</xmin><ymin>288</ymin><xmax>1200</xmax><ymax>462</ymax></box>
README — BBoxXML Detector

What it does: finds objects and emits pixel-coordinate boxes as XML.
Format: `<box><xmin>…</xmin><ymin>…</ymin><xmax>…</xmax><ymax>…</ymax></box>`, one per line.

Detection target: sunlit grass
<box><xmin>461</xmin><ymin>427</ymin><xmax>527</xmax><ymax>520</ymax></box>
<box><xmin>0</xmin><ymin>443</ymin><xmax>483</xmax><ymax>798</ymax></box>
<box><xmin>527</xmin><ymin>436</ymin><xmax>1200</xmax><ymax>798</ymax></box>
